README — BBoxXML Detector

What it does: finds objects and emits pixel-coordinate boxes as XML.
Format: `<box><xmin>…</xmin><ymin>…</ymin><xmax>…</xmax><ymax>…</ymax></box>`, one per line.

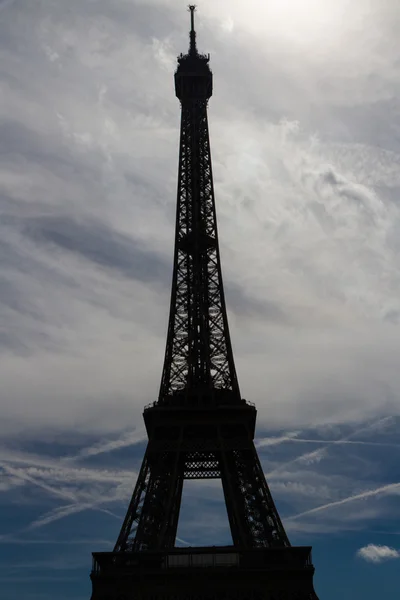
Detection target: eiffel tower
<box><xmin>90</xmin><ymin>6</ymin><xmax>319</xmax><ymax>600</ymax></box>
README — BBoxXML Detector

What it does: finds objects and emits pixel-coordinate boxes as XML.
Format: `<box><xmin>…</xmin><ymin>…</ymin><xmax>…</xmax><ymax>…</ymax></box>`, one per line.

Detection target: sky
<box><xmin>0</xmin><ymin>0</ymin><xmax>400</xmax><ymax>598</ymax></box>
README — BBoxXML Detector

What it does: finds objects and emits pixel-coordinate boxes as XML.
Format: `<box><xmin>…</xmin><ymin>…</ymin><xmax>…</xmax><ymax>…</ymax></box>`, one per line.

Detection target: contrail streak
<box><xmin>65</xmin><ymin>429</ymin><xmax>147</xmax><ymax>462</ymax></box>
<box><xmin>257</xmin><ymin>437</ymin><xmax>400</xmax><ymax>449</ymax></box>
<box><xmin>287</xmin><ymin>481</ymin><xmax>400</xmax><ymax>521</ymax></box>
<box><xmin>263</xmin><ymin>416</ymin><xmax>394</xmax><ymax>478</ymax></box>
<box><xmin>0</xmin><ymin>462</ymin><xmax>77</xmax><ymax>502</ymax></box>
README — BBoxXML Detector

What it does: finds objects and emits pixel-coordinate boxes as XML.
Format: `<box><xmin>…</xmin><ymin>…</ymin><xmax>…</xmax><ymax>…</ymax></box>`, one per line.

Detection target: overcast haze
<box><xmin>1</xmin><ymin>1</ymin><xmax>400</xmax><ymax>599</ymax></box>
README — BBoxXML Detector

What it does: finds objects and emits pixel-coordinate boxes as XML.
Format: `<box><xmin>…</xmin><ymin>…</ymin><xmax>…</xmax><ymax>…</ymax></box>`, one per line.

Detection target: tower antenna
<box><xmin>188</xmin><ymin>4</ymin><xmax>197</xmax><ymax>55</ymax></box>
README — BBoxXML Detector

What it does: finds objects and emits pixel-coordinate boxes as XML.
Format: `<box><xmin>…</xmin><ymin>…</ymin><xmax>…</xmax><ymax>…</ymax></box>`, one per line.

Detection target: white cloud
<box><xmin>357</xmin><ymin>544</ymin><xmax>400</xmax><ymax>563</ymax></box>
<box><xmin>0</xmin><ymin>0</ymin><xmax>400</xmax><ymax>440</ymax></box>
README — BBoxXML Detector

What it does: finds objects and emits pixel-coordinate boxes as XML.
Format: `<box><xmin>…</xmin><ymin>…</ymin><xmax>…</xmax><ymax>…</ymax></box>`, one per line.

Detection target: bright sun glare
<box><xmin>223</xmin><ymin>0</ymin><xmax>351</xmax><ymax>45</ymax></box>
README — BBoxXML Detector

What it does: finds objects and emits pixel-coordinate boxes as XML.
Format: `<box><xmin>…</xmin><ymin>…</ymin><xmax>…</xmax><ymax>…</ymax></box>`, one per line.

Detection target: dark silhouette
<box><xmin>90</xmin><ymin>6</ymin><xmax>319</xmax><ymax>599</ymax></box>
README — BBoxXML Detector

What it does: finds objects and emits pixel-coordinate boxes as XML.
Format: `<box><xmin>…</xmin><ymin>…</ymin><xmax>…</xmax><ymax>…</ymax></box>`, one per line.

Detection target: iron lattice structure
<box><xmin>90</xmin><ymin>7</ymin><xmax>319</xmax><ymax>600</ymax></box>
<box><xmin>159</xmin><ymin>12</ymin><xmax>239</xmax><ymax>405</ymax></box>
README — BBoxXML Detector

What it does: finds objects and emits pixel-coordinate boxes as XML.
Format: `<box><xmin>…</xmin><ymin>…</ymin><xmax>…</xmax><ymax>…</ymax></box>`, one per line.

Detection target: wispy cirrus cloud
<box><xmin>2</xmin><ymin>416</ymin><xmax>399</xmax><ymax>538</ymax></box>
<box><xmin>1</xmin><ymin>1</ymin><xmax>400</xmax><ymax>597</ymax></box>
<box><xmin>0</xmin><ymin>0</ymin><xmax>400</xmax><ymax>440</ymax></box>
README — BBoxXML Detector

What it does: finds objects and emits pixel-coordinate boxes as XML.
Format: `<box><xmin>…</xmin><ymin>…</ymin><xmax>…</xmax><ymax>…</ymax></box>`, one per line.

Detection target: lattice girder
<box><xmin>159</xmin><ymin>96</ymin><xmax>240</xmax><ymax>405</ymax></box>
<box><xmin>114</xmin><ymin>406</ymin><xmax>289</xmax><ymax>552</ymax></box>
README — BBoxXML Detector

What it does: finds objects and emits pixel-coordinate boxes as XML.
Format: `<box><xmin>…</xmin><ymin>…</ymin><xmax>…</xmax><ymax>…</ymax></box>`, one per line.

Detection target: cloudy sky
<box><xmin>1</xmin><ymin>0</ymin><xmax>400</xmax><ymax>598</ymax></box>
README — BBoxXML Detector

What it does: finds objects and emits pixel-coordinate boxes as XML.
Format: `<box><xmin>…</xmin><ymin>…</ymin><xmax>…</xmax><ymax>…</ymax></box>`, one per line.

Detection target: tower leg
<box><xmin>114</xmin><ymin>441</ymin><xmax>183</xmax><ymax>552</ymax></box>
<box><xmin>219</xmin><ymin>434</ymin><xmax>290</xmax><ymax>548</ymax></box>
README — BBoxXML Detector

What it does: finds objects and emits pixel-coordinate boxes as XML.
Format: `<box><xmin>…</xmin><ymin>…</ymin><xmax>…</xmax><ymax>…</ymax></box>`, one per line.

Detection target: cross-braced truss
<box><xmin>114</xmin><ymin>418</ymin><xmax>290</xmax><ymax>552</ymax></box>
<box><xmin>158</xmin><ymin>94</ymin><xmax>240</xmax><ymax>405</ymax></box>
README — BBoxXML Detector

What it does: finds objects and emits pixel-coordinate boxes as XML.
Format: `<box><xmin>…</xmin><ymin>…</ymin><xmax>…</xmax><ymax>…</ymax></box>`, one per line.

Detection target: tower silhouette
<box><xmin>90</xmin><ymin>6</ymin><xmax>319</xmax><ymax>599</ymax></box>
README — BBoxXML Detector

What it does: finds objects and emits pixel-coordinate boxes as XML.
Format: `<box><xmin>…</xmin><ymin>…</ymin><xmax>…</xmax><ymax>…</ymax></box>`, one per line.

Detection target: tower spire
<box><xmin>188</xmin><ymin>4</ymin><xmax>197</xmax><ymax>55</ymax></box>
